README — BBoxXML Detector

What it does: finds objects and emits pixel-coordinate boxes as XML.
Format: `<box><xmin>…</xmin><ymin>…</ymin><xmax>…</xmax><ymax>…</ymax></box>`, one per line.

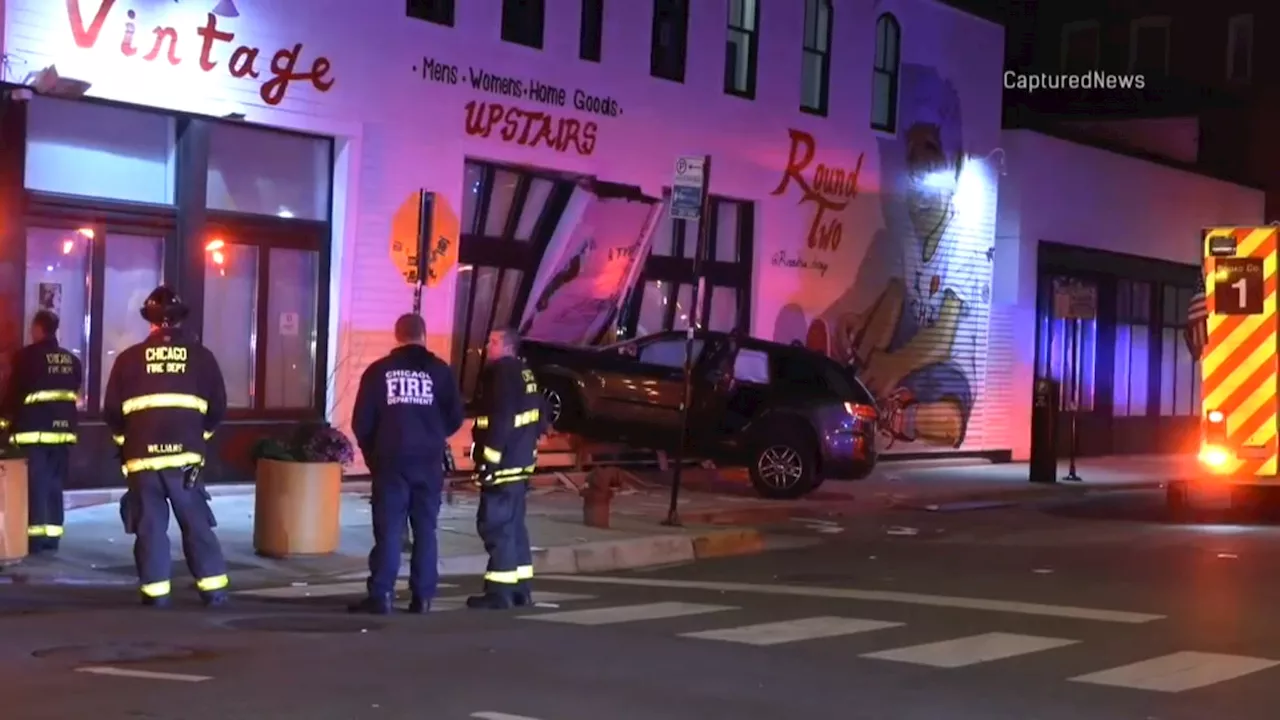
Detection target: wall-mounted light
<box><xmin>979</xmin><ymin>148</ymin><xmax>1007</xmax><ymax>176</ymax></box>
<box><xmin>212</xmin><ymin>0</ymin><xmax>240</xmax><ymax>18</ymax></box>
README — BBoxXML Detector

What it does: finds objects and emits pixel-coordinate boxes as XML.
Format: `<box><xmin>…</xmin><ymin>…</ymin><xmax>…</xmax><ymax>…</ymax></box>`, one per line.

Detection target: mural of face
<box><xmin>773</xmin><ymin>63</ymin><xmax>990</xmax><ymax>453</ymax></box>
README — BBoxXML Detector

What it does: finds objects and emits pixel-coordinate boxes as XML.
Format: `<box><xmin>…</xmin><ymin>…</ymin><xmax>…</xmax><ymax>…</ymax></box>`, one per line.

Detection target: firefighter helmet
<box><xmin>140</xmin><ymin>285</ymin><xmax>189</xmax><ymax>325</ymax></box>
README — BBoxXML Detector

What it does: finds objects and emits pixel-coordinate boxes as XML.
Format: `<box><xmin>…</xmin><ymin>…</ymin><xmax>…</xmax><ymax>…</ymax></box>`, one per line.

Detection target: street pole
<box><xmin>1062</xmin><ymin>316</ymin><xmax>1083</xmax><ymax>482</ymax></box>
<box><xmin>664</xmin><ymin>155</ymin><xmax>712</xmax><ymax>527</ymax></box>
<box><xmin>412</xmin><ymin>190</ymin><xmax>434</xmax><ymax>316</ymax></box>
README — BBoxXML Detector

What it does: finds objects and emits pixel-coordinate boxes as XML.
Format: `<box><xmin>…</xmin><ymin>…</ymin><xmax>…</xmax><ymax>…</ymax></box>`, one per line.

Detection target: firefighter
<box><xmin>103</xmin><ymin>286</ymin><xmax>230</xmax><ymax>608</ymax></box>
<box><xmin>0</xmin><ymin>310</ymin><xmax>82</xmax><ymax>554</ymax></box>
<box><xmin>349</xmin><ymin>313</ymin><xmax>464</xmax><ymax>615</ymax></box>
<box><xmin>467</xmin><ymin>328</ymin><xmax>544</xmax><ymax>610</ymax></box>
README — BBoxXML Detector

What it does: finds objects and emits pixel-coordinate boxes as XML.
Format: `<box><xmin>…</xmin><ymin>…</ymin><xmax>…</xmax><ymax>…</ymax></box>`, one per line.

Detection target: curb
<box><xmin>436</xmin><ymin>527</ymin><xmax>768</xmax><ymax>577</ymax></box>
<box><xmin>885</xmin><ymin>479</ymin><xmax>1167</xmax><ymax>509</ymax></box>
<box><xmin>0</xmin><ymin>527</ymin><xmax>771</xmax><ymax>588</ymax></box>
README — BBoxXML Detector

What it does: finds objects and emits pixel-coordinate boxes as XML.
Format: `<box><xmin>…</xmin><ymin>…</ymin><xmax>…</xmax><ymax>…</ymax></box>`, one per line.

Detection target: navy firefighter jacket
<box><xmin>0</xmin><ymin>339</ymin><xmax>83</xmax><ymax>445</ymax></box>
<box><xmin>352</xmin><ymin>344</ymin><xmax>464</xmax><ymax>468</ymax></box>
<box><xmin>471</xmin><ymin>356</ymin><xmax>545</xmax><ymax>483</ymax></box>
<box><xmin>102</xmin><ymin>327</ymin><xmax>228</xmax><ymax>474</ymax></box>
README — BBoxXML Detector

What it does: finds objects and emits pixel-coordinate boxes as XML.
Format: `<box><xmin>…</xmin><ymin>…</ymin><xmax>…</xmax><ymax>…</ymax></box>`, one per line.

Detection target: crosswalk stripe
<box><xmin>1070</xmin><ymin>651</ymin><xmax>1280</xmax><ymax>692</ymax></box>
<box><xmin>861</xmin><ymin>632</ymin><xmax>1078</xmax><ymax>668</ymax></box>
<box><xmin>524</xmin><ymin>602</ymin><xmax>735</xmax><ymax>626</ymax></box>
<box><xmin>681</xmin><ymin>616</ymin><xmax>903</xmax><ymax>646</ymax></box>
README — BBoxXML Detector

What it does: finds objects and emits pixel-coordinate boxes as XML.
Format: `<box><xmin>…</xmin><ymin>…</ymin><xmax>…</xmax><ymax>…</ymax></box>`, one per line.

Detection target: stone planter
<box><xmin>0</xmin><ymin>458</ymin><xmax>28</xmax><ymax>564</ymax></box>
<box><xmin>253</xmin><ymin>458</ymin><xmax>342</xmax><ymax>558</ymax></box>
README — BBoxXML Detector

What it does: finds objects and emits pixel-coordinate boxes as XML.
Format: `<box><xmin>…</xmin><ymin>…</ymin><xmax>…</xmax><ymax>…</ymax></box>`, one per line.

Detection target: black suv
<box><xmin>521</xmin><ymin>331</ymin><xmax>879</xmax><ymax>498</ymax></box>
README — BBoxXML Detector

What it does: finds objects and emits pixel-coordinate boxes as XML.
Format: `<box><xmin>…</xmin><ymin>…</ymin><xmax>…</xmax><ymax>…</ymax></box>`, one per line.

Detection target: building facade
<box><xmin>0</xmin><ymin>0</ymin><xmax>1259</xmax><ymax>488</ymax></box>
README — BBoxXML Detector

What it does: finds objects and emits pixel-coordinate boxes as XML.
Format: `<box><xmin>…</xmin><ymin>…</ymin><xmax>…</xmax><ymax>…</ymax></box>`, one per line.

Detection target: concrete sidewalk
<box><xmin>0</xmin><ymin>485</ymin><xmax>793</xmax><ymax>589</ymax></box>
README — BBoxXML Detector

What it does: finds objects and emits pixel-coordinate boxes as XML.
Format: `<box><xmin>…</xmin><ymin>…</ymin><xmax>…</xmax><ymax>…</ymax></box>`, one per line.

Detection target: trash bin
<box><xmin>0</xmin><ymin>458</ymin><xmax>28</xmax><ymax>563</ymax></box>
<box><xmin>253</xmin><ymin>459</ymin><xmax>342</xmax><ymax>558</ymax></box>
<box><xmin>1029</xmin><ymin>378</ymin><xmax>1059</xmax><ymax>484</ymax></box>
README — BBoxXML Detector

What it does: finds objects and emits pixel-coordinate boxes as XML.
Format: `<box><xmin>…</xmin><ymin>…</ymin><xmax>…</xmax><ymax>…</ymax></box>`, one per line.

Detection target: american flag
<box><xmin>1184</xmin><ymin>274</ymin><xmax>1208</xmax><ymax>359</ymax></box>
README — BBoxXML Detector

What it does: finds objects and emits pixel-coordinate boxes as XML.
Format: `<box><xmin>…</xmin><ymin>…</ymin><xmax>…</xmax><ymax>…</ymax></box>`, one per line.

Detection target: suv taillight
<box><xmin>845</xmin><ymin>402</ymin><xmax>877</xmax><ymax>421</ymax></box>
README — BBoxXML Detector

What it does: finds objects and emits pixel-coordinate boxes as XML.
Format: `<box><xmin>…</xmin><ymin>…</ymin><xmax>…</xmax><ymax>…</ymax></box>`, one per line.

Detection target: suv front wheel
<box><xmin>748</xmin><ymin>428</ymin><xmax>820</xmax><ymax>499</ymax></box>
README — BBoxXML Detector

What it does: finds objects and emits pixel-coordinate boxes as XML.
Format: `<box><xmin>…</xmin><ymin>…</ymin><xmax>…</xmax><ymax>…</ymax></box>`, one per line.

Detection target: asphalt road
<box><xmin>4</xmin><ymin>489</ymin><xmax>1280</xmax><ymax>719</ymax></box>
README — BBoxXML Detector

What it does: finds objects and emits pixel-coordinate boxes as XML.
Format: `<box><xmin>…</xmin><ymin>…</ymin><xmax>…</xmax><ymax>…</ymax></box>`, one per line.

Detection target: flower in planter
<box><xmin>250</xmin><ymin>423</ymin><xmax>355</xmax><ymax>467</ymax></box>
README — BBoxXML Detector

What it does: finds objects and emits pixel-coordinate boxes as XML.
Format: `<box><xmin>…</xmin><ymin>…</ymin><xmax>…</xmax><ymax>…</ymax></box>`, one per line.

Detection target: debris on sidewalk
<box><xmin>885</xmin><ymin>526</ymin><xmax>919</xmax><ymax>536</ymax></box>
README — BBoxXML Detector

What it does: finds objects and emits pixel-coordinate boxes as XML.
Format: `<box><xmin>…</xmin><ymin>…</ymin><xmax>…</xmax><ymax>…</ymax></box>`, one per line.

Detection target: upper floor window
<box><xmin>1060</xmin><ymin>20</ymin><xmax>1099</xmax><ymax>73</ymax></box>
<box><xmin>801</xmin><ymin>0</ymin><xmax>832</xmax><ymax>115</ymax></box>
<box><xmin>1129</xmin><ymin>16</ymin><xmax>1170</xmax><ymax>76</ymax></box>
<box><xmin>871</xmin><ymin>13</ymin><xmax>900</xmax><ymax>133</ymax></box>
<box><xmin>725</xmin><ymin>0</ymin><xmax>760</xmax><ymax>98</ymax></box>
<box><xmin>1227</xmin><ymin>14</ymin><xmax>1252</xmax><ymax>82</ymax></box>
<box><xmin>580</xmin><ymin>0</ymin><xmax>604</xmax><ymax>62</ymax></box>
<box><xmin>406</xmin><ymin>0</ymin><xmax>454</xmax><ymax>26</ymax></box>
<box><xmin>651</xmin><ymin>0</ymin><xmax>690</xmax><ymax>82</ymax></box>
<box><xmin>501</xmin><ymin>0</ymin><xmax>545</xmax><ymax>49</ymax></box>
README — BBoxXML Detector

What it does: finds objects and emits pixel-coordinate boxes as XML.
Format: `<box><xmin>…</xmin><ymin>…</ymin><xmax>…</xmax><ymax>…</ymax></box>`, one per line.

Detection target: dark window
<box><xmin>1158</xmin><ymin>284</ymin><xmax>1199</xmax><ymax>417</ymax></box>
<box><xmin>452</xmin><ymin>161</ymin><xmax>573</xmax><ymax>398</ymax></box>
<box><xmin>622</xmin><ymin>197</ymin><xmax>753</xmax><ymax>338</ymax></box>
<box><xmin>1061</xmin><ymin>22</ymin><xmax>1099</xmax><ymax>73</ymax></box>
<box><xmin>1130</xmin><ymin>18</ymin><xmax>1170</xmax><ymax>76</ymax></box>
<box><xmin>1227</xmin><ymin>14</ymin><xmax>1252</xmax><ymax>82</ymax></box>
<box><xmin>21</xmin><ymin>97</ymin><xmax>334</xmax><ymax>419</ymax></box>
<box><xmin>651</xmin><ymin>0</ymin><xmax>690</xmax><ymax>82</ymax></box>
<box><xmin>407</xmin><ymin>0</ymin><xmax>454</xmax><ymax>26</ymax></box>
<box><xmin>871</xmin><ymin>14</ymin><xmax>900</xmax><ymax>133</ymax></box>
<box><xmin>502</xmin><ymin>0</ymin><xmax>546</xmax><ymax>49</ymax></box>
<box><xmin>772</xmin><ymin>351</ymin><xmax>875</xmax><ymax>405</ymax></box>
<box><xmin>801</xmin><ymin>0</ymin><xmax>832</xmax><ymax>115</ymax></box>
<box><xmin>724</xmin><ymin>0</ymin><xmax>759</xmax><ymax>98</ymax></box>
<box><xmin>580</xmin><ymin>0</ymin><xmax>604</xmax><ymax>62</ymax></box>
<box><xmin>1112</xmin><ymin>279</ymin><xmax>1152</xmax><ymax>417</ymax></box>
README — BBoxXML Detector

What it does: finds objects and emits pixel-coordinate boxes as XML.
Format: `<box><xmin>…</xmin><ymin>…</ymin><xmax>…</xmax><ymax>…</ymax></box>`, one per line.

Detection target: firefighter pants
<box><xmin>126</xmin><ymin>468</ymin><xmax>229</xmax><ymax>600</ymax></box>
<box><xmin>477</xmin><ymin>480</ymin><xmax>532</xmax><ymax>596</ymax></box>
<box><xmin>369</xmin><ymin>465</ymin><xmax>442</xmax><ymax>599</ymax></box>
<box><xmin>26</xmin><ymin>445</ymin><xmax>68</xmax><ymax>551</ymax></box>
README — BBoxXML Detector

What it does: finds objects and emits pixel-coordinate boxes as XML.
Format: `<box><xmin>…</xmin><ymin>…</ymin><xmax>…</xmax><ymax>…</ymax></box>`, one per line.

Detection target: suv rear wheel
<box><xmin>748</xmin><ymin>427</ymin><xmax>820</xmax><ymax>499</ymax></box>
<box><xmin>540</xmin><ymin>379</ymin><xmax>580</xmax><ymax>431</ymax></box>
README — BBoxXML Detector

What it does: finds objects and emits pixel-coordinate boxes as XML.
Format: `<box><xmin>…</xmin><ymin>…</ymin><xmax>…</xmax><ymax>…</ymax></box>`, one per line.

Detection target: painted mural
<box><xmin>771</xmin><ymin>64</ymin><xmax>995</xmax><ymax>453</ymax></box>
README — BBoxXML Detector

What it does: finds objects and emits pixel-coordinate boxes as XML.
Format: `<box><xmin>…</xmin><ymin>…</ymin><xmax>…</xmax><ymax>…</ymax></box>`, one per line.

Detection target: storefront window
<box><xmin>101</xmin><ymin>235</ymin><xmax>165</xmax><ymax>405</ymax></box>
<box><xmin>453</xmin><ymin>161</ymin><xmax>573</xmax><ymax>399</ymax></box>
<box><xmin>622</xmin><ymin>196</ymin><xmax>753</xmax><ymax>338</ymax></box>
<box><xmin>24</xmin><ymin>228</ymin><xmax>90</xmax><ymax>406</ymax></box>
<box><xmin>265</xmin><ymin>249</ymin><xmax>320</xmax><ymax>409</ymax></box>
<box><xmin>207</xmin><ymin>122</ymin><xmax>331</xmax><ymax>221</ymax></box>
<box><xmin>25</xmin><ymin>97</ymin><xmax>176</xmax><ymax>206</ymax></box>
<box><xmin>203</xmin><ymin>244</ymin><xmax>259</xmax><ymax>408</ymax></box>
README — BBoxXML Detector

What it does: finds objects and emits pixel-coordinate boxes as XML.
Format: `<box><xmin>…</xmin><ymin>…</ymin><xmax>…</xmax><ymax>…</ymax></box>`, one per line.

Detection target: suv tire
<box><xmin>540</xmin><ymin>379</ymin><xmax>580</xmax><ymax>431</ymax></box>
<box><xmin>748</xmin><ymin>426</ymin><xmax>820</xmax><ymax>499</ymax></box>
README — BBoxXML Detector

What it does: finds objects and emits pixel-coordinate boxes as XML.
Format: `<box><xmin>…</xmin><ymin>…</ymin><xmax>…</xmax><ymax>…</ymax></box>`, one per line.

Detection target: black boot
<box><xmin>140</xmin><ymin>594</ymin><xmax>172</xmax><ymax>609</ymax></box>
<box><xmin>201</xmin><ymin>590</ymin><xmax>230</xmax><ymax>608</ymax></box>
<box><xmin>466</xmin><ymin>593</ymin><xmax>514</xmax><ymax>610</ymax></box>
<box><xmin>513</xmin><ymin>582</ymin><xmax>533</xmax><ymax>607</ymax></box>
<box><xmin>348</xmin><ymin>593</ymin><xmax>393</xmax><ymax>614</ymax></box>
<box><xmin>406</xmin><ymin>595</ymin><xmax>431</xmax><ymax>614</ymax></box>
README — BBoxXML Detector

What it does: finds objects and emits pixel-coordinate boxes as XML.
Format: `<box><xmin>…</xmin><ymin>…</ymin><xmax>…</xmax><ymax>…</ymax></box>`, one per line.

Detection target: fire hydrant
<box><xmin>581</xmin><ymin>470</ymin><xmax>615</xmax><ymax>529</ymax></box>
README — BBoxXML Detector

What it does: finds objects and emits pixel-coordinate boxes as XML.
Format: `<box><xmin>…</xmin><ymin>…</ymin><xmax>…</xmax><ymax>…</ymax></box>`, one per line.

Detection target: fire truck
<box><xmin>1173</xmin><ymin>226</ymin><xmax>1277</xmax><ymax>512</ymax></box>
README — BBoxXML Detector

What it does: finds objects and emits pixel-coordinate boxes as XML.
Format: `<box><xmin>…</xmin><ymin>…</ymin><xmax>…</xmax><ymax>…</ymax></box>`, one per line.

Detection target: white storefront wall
<box><xmin>25</xmin><ymin>0</ymin><xmax>1253</xmax><ymax>472</ymax></box>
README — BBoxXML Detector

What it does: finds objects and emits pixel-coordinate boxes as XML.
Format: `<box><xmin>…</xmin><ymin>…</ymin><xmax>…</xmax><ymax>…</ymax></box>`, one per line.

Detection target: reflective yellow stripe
<box><xmin>0</xmin><ymin>418</ymin><xmax>9</xmax><ymax>429</ymax></box>
<box><xmin>27</xmin><ymin>526</ymin><xmax>44</xmax><ymax>536</ymax></box>
<box><xmin>122</xmin><ymin>393</ymin><xmax>208</xmax><ymax>415</ymax></box>
<box><xmin>203</xmin><ymin>430</ymin><xmax>213</xmax><ymax>440</ymax></box>
<box><xmin>516</xmin><ymin>565</ymin><xmax>533</xmax><ymax>580</ymax></box>
<box><xmin>493</xmin><ymin>474</ymin><xmax>530</xmax><ymax>485</ymax></box>
<box><xmin>113</xmin><ymin>435</ymin><xmax>125</xmax><ymax>445</ymax></box>
<box><xmin>495</xmin><ymin>464</ymin><xmax>535</xmax><ymax>477</ymax></box>
<box><xmin>11</xmin><ymin>431</ymin><xmax>77</xmax><ymax>445</ymax></box>
<box><xmin>482</xmin><ymin>446</ymin><xmax>502</xmax><ymax>463</ymax></box>
<box><xmin>514</xmin><ymin>409</ymin><xmax>540</xmax><ymax>427</ymax></box>
<box><xmin>474</xmin><ymin>416</ymin><xmax>489</xmax><ymax>429</ymax></box>
<box><xmin>24</xmin><ymin>389</ymin><xmax>77</xmax><ymax>404</ymax></box>
<box><xmin>44</xmin><ymin>525</ymin><xmax>63</xmax><ymax>537</ymax></box>
<box><xmin>140</xmin><ymin>580</ymin><xmax>171</xmax><ymax>597</ymax></box>
<box><xmin>124</xmin><ymin>452</ymin><xmax>203</xmax><ymax>474</ymax></box>
<box><xmin>484</xmin><ymin>570</ymin><xmax>521</xmax><ymax>584</ymax></box>
<box><xmin>196</xmin><ymin>574</ymin><xmax>229</xmax><ymax>592</ymax></box>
